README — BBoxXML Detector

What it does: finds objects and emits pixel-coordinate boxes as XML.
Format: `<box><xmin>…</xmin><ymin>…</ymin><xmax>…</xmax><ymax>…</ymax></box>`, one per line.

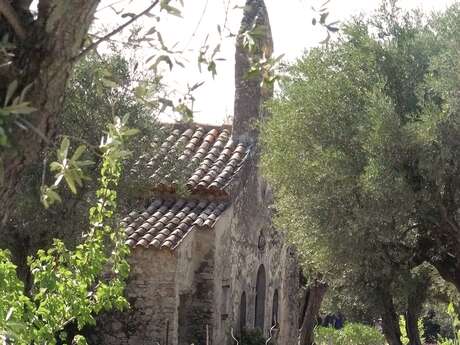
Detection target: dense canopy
<box><xmin>261</xmin><ymin>3</ymin><xmax>460</xmax><ymax>344</ymax></box>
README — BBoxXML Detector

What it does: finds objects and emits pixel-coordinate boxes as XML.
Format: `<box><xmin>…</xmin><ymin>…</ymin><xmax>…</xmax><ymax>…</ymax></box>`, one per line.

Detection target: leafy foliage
<box><xmin>61</xmin><ymin>53</ymin><xmax>159</xmax><ymax>147</ymax></box>
<box><xmin>436</xmin><ymin>303</ymin><xmax>460</xmax><ymax>345</ymax></box>
<box><xmin>240</xmin><ymin>328</ymin><xmax>267</xmax><ymax>345</ymax></box>
<box><xmin>0</xmin><ymin>116</ymin><xmax>135</xmax><ymax>344</ymax></box>
<box><xmin>315</xmin><ymin>323</ymin><xmax>386</xmax><ymax>345</ymax></box>
<box><xmin>41</xmin><ymin>137</ymin><xmax>94</xmax><ymax>208</ymax></box>
<box><xmin>261</xmin><ymin>1</ymin><xmax>460</xmax><ymax>289</ymax></box>
<box><xmin>5</xmin><ymin>52</ymin><xmax>161</xmax><ymax>257</ymax></box>
<box><xmin>0</xmin><ymin>80</ymin><xmax>35</xmax><ymax>146</ymax></box>
<box><xmin>261</xmin><ymin>3</ymin><xmax>460</xmax><ymax>343</ymax></box>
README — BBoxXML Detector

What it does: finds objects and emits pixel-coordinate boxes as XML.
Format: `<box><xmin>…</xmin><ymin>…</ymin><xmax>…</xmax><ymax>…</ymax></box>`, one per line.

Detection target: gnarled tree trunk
<box><xmin>377</xmin><ymin>284</ymin><xmax>403</xmax><ymax>345</ymax></box>
<box><xmin>0</xmin><ymin>1</ymin><xmax>101</xmax><ymax>275</ymax></box>
<box><xmin>405</xmin><ymin>271</ymin><xmax>428</xmax><ymax>345</ymax></box>
<box><xmin>298</xmin><ymin>279</ymin><xmax>327</xmax><ymax>345</ymax></box>
<box><xmin>405</xmin><ymin>311</ymin><xmax>422</xmax><ymax>345</ymax></box>
<box><xmin>0</xmin><ymin>0</ymin><xmax>100</xmax><ymax>227</ymax></box>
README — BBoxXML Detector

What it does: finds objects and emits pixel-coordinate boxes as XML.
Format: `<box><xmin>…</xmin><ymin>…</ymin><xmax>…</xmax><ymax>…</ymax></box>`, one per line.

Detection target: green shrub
<box><xmin>315</xmin><ymin>323</ymin><xmax>385</xmax><ymax>345</ymax></box>
<box><xmin>240</xmin><ymin>329</ymin><xmax>267</xmax><ymax>345</ymax></box>
<box><xmin>438</xmin><ymin>303</ymin><xmax>460</xmax><ymax>345</ymax></box>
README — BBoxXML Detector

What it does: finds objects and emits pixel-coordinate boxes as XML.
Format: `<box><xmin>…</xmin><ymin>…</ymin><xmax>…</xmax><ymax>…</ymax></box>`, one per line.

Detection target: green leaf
<box><xmin>174</xmin><ymin>59</ymin><xmax>185</xmax><ymax>68</ymax></box>
<box><xmin>145</xmin><ymin>26</ymin><xmax>156</xmax><ymax>36</ymax></box>
<box><xmin>320</xmin><ymin>12</ymin><xmax>329</xmax><ymax>25</ymax></box>
<box><xmin>71</xmin><ymin>145</ymin><xmax>87</xmax><ymax>162</ymax></box>
<box><xmin>74</xmin><ymin>160</ymin><xmax>94</xmax><ymax>167</ymax></box>
<box><xmin>190</xmin><ymin>81</ymin><xmax>205</xmax><ymax>92</ymax></box>
<box><xmin>4</xmin><ymin>80</ymin><xmax>18</xmax><ymax>106</ymax></box>
<box><xmin>121</xmin><ymin>12</ymin><xmax>136</xmax><ymax>18</ymax></box>
<box><xmin>161</xmin><ymin>4</ymin><xmax>182</xmax><ymax>17</ymax></box>
<box><xmin>40</xmin><ymin>185</ymin><xmax>62</xmax><ymax>208</ymax></box>
<box><xmin>207</xmin><ymin>61</ymin><xmax>217</xmax><ymax>78</ymax></box>
<box><xmin>447</xmin><ymin>302</ymin><xmax>455</xmax><ymax>316</ymax></box>
<box><xmin>2</xmin><ymin>102</ymin><xmax>36</xmax><ymax>114</ymax></box>
<box><xmin>73</xmin><ymin>335</ymin><xmax>88</xmax><ymax>345</ymax></box>
<box><xmin>50</xmin><ymin>161</ymin><xmax>63</xmax><ymax>172</ymax></box>
<box><xmin>59</xmin><ymin>137</ymin><xmax>70</xmax><ymax>161</ymax></box>
<box><xmin>151</xmin><ymin>55</ymin><xmax>173</xmax><ymax>71</ymax></box>
<box><xmin>122</xmin><ymin>128</ymin><xmax>140</xmax><ymax>137</ymax></box>
<box><xmin>19</xmin><ymin>82</ymin><xmax>34</xmax><ymax>102</ymax></box>
<box><xmin>54</xmin><ymin>172</ymin><xmax>64</xmax><ymax>187</ymax></box>
<box><xmin>64</xmin><ymin>173</ymin><xmax>77</xmax><ymax>194</ymax></box>
<box><xmin>156</xmin><ymin>32</ymin><xmax>166</xmax><ymax>50</ymax></box>
<box><xmin>47</xmin><ymin>188</ymin><xmax>62</xmax><ymax>204</ymax></box>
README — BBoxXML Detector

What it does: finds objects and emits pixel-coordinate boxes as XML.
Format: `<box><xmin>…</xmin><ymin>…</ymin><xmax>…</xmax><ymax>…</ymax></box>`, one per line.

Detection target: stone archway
<box><xmin>254</xmin><ymin>265</ymin><xmax>266</xmax><ymax>330</ymax></box>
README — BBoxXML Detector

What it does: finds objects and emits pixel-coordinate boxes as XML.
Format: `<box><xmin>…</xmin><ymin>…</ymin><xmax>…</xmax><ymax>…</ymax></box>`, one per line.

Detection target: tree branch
<box><xmin>0</xmin><ymin>0</ymin><xmax>27</xmax><ymax>40</ymax></box>
<box><xmin>73</xmin><ymin>0</ymin><xmax>160</xmax><ymax>61</ymax></box>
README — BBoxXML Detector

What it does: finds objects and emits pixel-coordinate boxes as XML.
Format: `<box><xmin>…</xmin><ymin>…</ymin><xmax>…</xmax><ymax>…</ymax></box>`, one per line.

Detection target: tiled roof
<box><xmin>147</xmin><ymin>125</ymin><xmax>250</xmax><ymax>195</ymax></box>
<box><xmin>124</xmin><ymin>198</ymin><xmax>228</xmax><ymax>249</ymax></box>
<box><xmin>125</xmin><ymin>124</ymin><xmax>249</xmax><ymax>250</ymax></box>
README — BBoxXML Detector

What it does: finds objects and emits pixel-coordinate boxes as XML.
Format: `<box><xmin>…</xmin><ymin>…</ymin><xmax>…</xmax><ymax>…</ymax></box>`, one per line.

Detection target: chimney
<box><xmin>233</xmin><ymin>0</ymin><xmax>273</xmax><ymax>144</ymax></box>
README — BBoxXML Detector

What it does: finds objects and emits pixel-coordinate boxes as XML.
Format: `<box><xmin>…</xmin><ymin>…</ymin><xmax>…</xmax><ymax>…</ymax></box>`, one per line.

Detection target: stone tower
<box><xmin>233</xmin><ymin>0</ymin><xmax>274</xmax><ymax>144</ymax></box>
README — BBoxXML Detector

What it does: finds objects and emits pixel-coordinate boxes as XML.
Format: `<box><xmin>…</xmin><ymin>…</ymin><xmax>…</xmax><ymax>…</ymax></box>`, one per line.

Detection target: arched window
<box><xmin>254</xmin><ymin>265</ymin><xmax>266</xmax><ymax>330</ymax></box>
<box><xmin>272</xmin><ymin>289</ymin><xmax>279</xmax><ymax>326</ymax></box>
<box><xmin>239</xmin><ymin>291</ymin><xmax>247</xmax><ymax>334</ymax></box>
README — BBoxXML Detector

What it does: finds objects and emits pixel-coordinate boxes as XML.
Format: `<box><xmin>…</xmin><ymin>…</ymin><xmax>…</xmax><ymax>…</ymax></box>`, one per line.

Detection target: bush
<box><xmin>315</xmin><ymin>323</ymin><xmax>385</xmax><ymax>345</ymax></box>
<box><xmin>438</xmin><ymin>303</ymin><xmax>460</xmax><ymax>345</ymax></box>
<box><xmin>240</xmin><ymin>329</ymin><xmax>267</xmax><ymax>345</ymax></box>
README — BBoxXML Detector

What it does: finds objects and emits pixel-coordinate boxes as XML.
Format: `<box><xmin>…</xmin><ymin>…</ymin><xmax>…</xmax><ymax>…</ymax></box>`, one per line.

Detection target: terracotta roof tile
<box><xmin>125</xmin><ymin>124</ymin><xmax>249</xmax><ymax>251</ymax></box>
<box><xmin>125</xmin><ymin>198</ymin><xmax>229</xmax><ymax>249</ymax></box>
<box><xmin>139</xmin><ymin>125</ymin><xmax>250</xmax><ymax>196</ymax></box>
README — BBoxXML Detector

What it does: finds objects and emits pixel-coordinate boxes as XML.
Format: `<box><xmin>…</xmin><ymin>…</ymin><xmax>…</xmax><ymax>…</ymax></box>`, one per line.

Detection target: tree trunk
<box><xmin>405</xmin><ymin>271</ymin><xmax>428</xmax><ymax>345</ymax></box>
<box><xmin>405</xmin><ymin>312</ymin><xmax>422</xmax><ymax>345</ymax></box>
<box><xmin>0</xmin><ymin>0</ymin><xmax>100</xmax><ymax>227</ymax></box>
<box><xmin>298</xmin><ymin>279</ymin><xmax>327</xmax><ymax>345</ymax></box>
<box><xmin>0</xmin><ymin>0</ymin><xmax>102</xmax><ymax>279</ymax></box>
<box><xmin>377</xmin><ymin>285</ymin><xmax>403</xmax><ymax>345</ymax></box>
<box><xmin>381</xmin><ymin>305</ymin><xmax>403</xmax><ymax>345</ymax></box>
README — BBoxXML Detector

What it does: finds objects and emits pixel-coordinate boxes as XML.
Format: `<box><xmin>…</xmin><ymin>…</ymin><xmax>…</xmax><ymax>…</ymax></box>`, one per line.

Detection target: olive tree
<box><xmin>261</xmin><ymin>2</ymin><xmax>460</xmax><ymax>344</ymax></box>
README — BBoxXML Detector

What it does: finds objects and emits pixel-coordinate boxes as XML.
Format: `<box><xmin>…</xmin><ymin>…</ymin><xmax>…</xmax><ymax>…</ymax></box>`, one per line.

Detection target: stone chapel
<box><xmin>95</xmin><ymin>1</ymin><xmax>301</xmax><ymax>344</ymax></box>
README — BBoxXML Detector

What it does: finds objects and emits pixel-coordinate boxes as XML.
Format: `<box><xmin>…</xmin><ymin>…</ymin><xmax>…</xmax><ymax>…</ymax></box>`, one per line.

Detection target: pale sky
<box><xmin>96</xmin><ymin>0</ymin><xmax>458</xmax><ymax>125</ymax></box>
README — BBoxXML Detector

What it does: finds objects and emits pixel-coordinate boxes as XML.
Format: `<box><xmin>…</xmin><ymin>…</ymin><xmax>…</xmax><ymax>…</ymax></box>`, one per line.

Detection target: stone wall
<box><xmin>94</xmin><ymin>225</ymin><xmax>218</xmax><ymax>345</ymax></box>
<box><xmin>94</xmin><ymin>249</ymin><xmax>178</xmax><ymax>345</ymax></box>
<box><xmin>200</xmin><ymin>148</ymin><xmax>301</xmax><ymax>345</ymax></box>
<box><xmin>176</xmin><ymin>226</ymin><xmax>216</xmax><ymax>345</ymax></box>
<box><xmin>227</xmin><ymin>152</ymin><xmax>301</xmax><ymax>345</ymax></box>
